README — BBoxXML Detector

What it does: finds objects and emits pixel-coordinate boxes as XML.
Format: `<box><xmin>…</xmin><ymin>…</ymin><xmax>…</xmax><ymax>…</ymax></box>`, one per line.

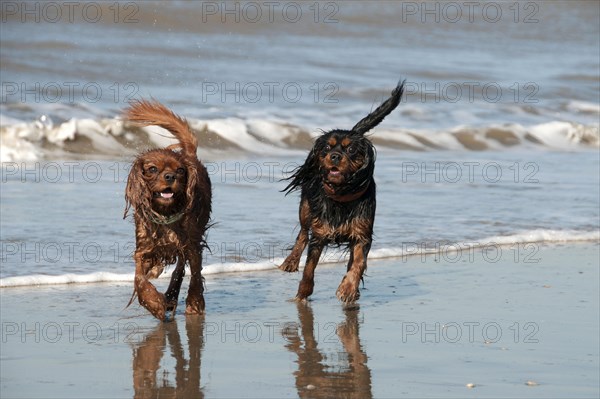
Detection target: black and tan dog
<box><xmin>279</xmin><ymin>81</ymin><xmax>405</xmax><ymax>303</ymax></box>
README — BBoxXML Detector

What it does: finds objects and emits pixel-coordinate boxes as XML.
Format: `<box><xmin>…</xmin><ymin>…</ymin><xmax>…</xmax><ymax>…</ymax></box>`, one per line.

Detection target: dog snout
<box><xmin>330</xmin><ymin>152</ymin><xmax>342</xmax><ymax>165</ymax></box>
<box><xmin>164</xmin><ymin>172</ymin><xmax>176</xmax><ymax>183</ymax></box>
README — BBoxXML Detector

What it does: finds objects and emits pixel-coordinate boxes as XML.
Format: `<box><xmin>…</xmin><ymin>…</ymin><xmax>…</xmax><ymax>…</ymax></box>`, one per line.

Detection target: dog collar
<box><xmin>148</xmin><ymin>210</ymin><xmax>185</xmax><ymax>225</ymax></box>
<box><xmin>323</xmin><ymin>181</ymin><xmax>369</xmax><ymax>203</ymax></box>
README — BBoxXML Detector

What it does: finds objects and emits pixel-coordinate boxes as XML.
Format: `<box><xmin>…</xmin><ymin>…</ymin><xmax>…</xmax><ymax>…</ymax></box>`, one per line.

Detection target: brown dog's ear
<box><xmin>184</xmin><ymin>160</ymin><xmax>198</xmax><ymax>213</ymax></box>
<box><xmin>124</xmin><ymin>158</ymin><xmax>151</xmax><ymax>219</ymax></box>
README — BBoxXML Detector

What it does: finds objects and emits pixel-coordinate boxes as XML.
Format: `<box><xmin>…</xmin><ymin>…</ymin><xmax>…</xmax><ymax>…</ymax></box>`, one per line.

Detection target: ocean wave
<box><xmin>1</xmin><ymin>113</ymin><xmax>598</xmax><ymax>162</ymax></box>
<box><xmin>368</xmin><ymin>229</ymin><xmax>600</xmax><ymax>259</ymax></box>
<box><xmin>1</xmin><ymin>229</ymin><xmax>597</xmax><ymax>289</ymax></box>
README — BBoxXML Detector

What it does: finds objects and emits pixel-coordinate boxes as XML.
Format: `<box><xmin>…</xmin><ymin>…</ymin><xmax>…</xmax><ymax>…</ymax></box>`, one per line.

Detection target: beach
<box><xmin>1</xmin><ymin>243</ymin><xmax>598</xmax><ymax>398</ymax></box>
<box><xmin>1</xmin><ymin>1</ymin><xmax>599</xmax><ymax>398</ymax></box>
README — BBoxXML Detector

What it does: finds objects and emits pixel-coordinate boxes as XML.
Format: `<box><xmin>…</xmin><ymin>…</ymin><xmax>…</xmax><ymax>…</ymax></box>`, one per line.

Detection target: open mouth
<box><xmin>328</xmin><ymin>167</ymin><xmax>341</xmax><ymax>177</ymax></box>
<box><xmin>154</xmin><ymin>188</ymin><xmax>174</xmax><ymax>199</ymax></box>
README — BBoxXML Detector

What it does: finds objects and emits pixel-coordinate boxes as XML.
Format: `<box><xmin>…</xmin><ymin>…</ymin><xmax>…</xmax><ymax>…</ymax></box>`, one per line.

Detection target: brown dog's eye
<box><xmin>148</xmin><ymin>166</ymin><xmax>158</xmax><ymax>174</ymax></box>
<box><xmin>176</xmin><ymin>167</ymin><xmax>185</xmax><ymax>174</ymax></box>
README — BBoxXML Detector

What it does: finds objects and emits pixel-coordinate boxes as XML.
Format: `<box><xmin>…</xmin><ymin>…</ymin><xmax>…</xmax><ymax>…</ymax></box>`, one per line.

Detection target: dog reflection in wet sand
<box><xmin>132</xmin><ymin>318</ymin><xmax>204</xmax><ymax>398</ymax></box>
<box><xmin>284</xmin><ymin>303</ymin><xmax>372</xmax><ymax>398</ymax></box>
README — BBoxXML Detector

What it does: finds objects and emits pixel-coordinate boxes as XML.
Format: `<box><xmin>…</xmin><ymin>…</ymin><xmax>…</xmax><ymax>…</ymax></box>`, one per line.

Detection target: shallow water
<box><xmin>1</xmin><ymin>150</ymin><xmax>598</xmax><ymax>285</ymax></box>
<box><xmin>1</xmin><ymin>243</ymin><xmax>598</xmax><ymax>398</ymax></box>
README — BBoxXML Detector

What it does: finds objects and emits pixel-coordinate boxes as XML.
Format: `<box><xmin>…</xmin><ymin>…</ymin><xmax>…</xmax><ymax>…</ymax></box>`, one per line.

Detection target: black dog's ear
<box><xmin>124</xmin><ymin>158</ymin><xmax>151</xmax><ymax>219</ymax></box>
<box><xmin>282</xmin><ymin>144</ymin><xmax>320</xmax><ymax>195</ymax></box>
<box><xmin>351</xmin><ymin>80</ymin><xmax>405</xmax><ymax>136</ymax></box>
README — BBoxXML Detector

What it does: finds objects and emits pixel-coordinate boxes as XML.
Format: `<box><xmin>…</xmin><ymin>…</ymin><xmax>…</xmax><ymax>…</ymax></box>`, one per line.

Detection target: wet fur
<box><xmin>124</xmin><ymin>100</ymin><xmax>211</xmax><ymax>320</ymax></box>
<box><xmin>279</xmin><ymin>81</ymin><xmax>405</xmax><ymax>303</ymax></box>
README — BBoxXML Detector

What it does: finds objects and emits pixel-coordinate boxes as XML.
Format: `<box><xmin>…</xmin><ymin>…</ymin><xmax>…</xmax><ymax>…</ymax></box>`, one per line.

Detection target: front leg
<box><xmin>296</xmin><ymin>239</ymin><xmax>325</xmax><ymax>301</ymax></box>
<box><xmin>165</xmin><ymin>257</ymin><xmax>186</xmax><ymax>315</ymax></box>
<box><xmin>346</xmin><ymin>249</ymin><xmax>354</xmax><ymax>272</ymax></box>
<box><xmin>185</xmin><ymin>249</ymin><xmax>205</xmax><ymax>315</ymax></box>
<box><xmin>279</xmin><ymin>228</ymin><xmax>308</xmax><ymax>272</ymax></box>
<box><xmin>336</xmin><ymin>241</ymin><xmax>370</xmax><ymax>303</ymax></box>
<box><xmin>280</xmin><ymin>198</ymin><xmax>310</xmax><ymax>272</ymax></box>
<box><xmin>134</xmin><ymin>252</ymin><xmax>166</xmax><ymax>320</ymax></box>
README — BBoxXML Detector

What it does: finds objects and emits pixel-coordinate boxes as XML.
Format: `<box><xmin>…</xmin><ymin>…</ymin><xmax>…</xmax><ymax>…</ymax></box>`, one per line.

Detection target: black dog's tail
<box><xmin>351</xmin><ymin>79</ymin><xmax>405</xmax><ymax>136</ymax></box>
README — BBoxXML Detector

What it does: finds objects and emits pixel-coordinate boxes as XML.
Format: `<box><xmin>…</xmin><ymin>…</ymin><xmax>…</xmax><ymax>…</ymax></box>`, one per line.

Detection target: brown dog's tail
<box><xmin>351</xmin><ymin>79</ymin><xmax>405</xmax><ymax>136</ymax></box>
<box><xmin>124</xmin><ymin>99</ymin><xmax>198</xmax><ymax>158</ymax></box>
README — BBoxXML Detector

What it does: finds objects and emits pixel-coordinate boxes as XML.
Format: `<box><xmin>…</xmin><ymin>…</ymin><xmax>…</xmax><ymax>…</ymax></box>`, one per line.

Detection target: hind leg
<box><xmin>165</xmin><ymin>258</ymin><xmax>186</xmax><ymax>315</ymax></box>
<box><xmin>280</xmin><ymin>198</ymin><xmax>310</xmax><ymax>272</ymax></box>
<box><xmin>185</xmin><ymin>249</ymin><xmax>205</xmax><ymax>315</ymax></box>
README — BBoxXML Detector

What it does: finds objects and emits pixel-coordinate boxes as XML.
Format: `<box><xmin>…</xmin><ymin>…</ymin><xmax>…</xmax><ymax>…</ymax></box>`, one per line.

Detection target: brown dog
<box><xmin>280</xmin><ymin>81</ymin><xmax>405</xmax><ymax>303</ymax></box>
<box><xmin>123</xmin><ymin>100</ymin><xmax>211</xmax><ymax>320</ymax></box>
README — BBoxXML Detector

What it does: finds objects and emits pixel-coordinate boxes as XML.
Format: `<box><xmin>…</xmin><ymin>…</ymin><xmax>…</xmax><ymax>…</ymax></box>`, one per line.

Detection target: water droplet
<box><xmin>35</xmin><ymin>114</ymin><xmax>54</xmax><ymax>130</ymax></box>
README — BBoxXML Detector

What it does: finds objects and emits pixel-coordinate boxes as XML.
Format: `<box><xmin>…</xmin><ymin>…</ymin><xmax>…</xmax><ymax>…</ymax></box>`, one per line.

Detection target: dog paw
<box><xmin>295</xmin><ymin>279</ymin><xmax>314</xmax><ymax>300</ymax></box>
<box><xmin>279</xmin><ymin>257</ymin><xmax>300</xmax><ymax>272</ymax></box>
<box><xmin>165</xmin><ymin>297</ymin><xmax>178</xmax><ymax>314</ymax></box>
<box><xmin>185</xmin><ymin>294</ymin><xmax>205</xmax><ymax>315</ymax></box>
<box><xmin>336</xmin><ymin>277</ymin><xmax>360</xmax><ymax>303</ymax></box>
<box><xmin>137</xmin><ymin>282</ymin><xmax>167</xmax><ymax>320</ymax></box>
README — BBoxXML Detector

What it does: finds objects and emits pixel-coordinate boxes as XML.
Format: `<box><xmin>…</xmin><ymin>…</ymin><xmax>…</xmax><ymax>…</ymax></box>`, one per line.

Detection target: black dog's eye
<box><xmin>147</xmin><ymin>166</ymin><xmax>158</xmax><ymax>174</ymax></box>
<box><xmin>323</xmin><ymin>144</ymin><xmax>331</xmax><ymax>153</ymax></box>
<box><xmin>347</xmin><ymin>145</ymin><xmax>356</xmax><ymax>155</ymax></box>
<box><xmin>176</xmin><ymin>167</ymin><xmax>185</xmax><ymax>174</ymax></box>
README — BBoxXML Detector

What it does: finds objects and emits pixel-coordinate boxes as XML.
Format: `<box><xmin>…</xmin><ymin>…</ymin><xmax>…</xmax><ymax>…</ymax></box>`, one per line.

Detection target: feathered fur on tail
<box><xmin>351</xmin><ymin>79</ymin><xmax>405</xmax><ymax>135</ymax></box>
<box><xmin>124</xmin><ymin>99</ymin><xmax>198</xmax><ymax>157</ymax></box>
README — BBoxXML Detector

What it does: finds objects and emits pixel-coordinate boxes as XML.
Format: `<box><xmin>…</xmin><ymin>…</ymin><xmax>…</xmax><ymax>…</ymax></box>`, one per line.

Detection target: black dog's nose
<box><xmin>330</xmin><ymin>152</ymin><xmax>342</xmax><ymax>165</ymax></box>
<box><xmin>164</xmin><ymin>173</ymin><xmax>176</xmax><ymax>183</ymax></box>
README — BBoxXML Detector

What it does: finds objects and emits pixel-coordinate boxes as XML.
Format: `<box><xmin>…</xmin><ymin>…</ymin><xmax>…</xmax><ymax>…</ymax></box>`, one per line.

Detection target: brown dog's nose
<box><xmin>330</xmin><ymin>152</ymin><xmax>342</xmax><ymax>165</ymax></box>
<box><xmin>164</xmin><ymin>173</ymin><xmax>176</xmax><ymax>183</ymax></box>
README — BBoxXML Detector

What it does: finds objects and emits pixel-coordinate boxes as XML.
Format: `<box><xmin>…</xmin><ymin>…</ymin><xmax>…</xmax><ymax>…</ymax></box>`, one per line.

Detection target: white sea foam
<box><xmin>0</xmin><ymin>272</ymin><xmax>136</xmax><ymax>288</ymax></box>
<box><xmin>527</xmin><ymin>121</ymin><xmax>599</xmax><ymax>148</ymax></box>
<box><xmin>0</xmin><ymin>116</ymin><xmax>130</xmax><ymax>162</ymax></box>
<box><xmin>143</xmin><ymin>125</ymin><xmax>178</xmax><ymax>149</ymax></box>
<box><xmin>565</xmin><ymin>100</ymin><xmax>600</xmax><ymax>115</ymax></box>
<box><xmin>374</xmin><ymin>129</ymin><xmax>429</xmax><ymax>149</ymax></box>
<box><xmin>0</xmin><ymin>124</ymin><xmax>42</xmax><ymax>162</ymax></box>
<box><xmin>2</xmin><ymin>115</ymin><xmax>599</xmax><ymax>163</ymax></box>
<box><xmin>476</xmin><ymin>229</ymin><xmax>600</xmax><ymax>245</ymax></box>
<box><xmin>1</xmin><ymin>229</ymin><xmax>597</xmax><ymax>289</ymax></box>
<box><xmin>0</xmin><ymin>261</ymin><xmax>283</xmax><ymax>288</ymax></box>
<box><xmin>369</xmin><ymin>229</ymin><xmax>600</xmax><ymax>260</ymax></box>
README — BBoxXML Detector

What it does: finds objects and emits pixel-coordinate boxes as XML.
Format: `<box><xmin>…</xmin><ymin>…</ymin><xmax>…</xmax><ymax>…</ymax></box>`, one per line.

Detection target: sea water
<box><xmin>1</xmin><ymin>1</ymin><xmax>599</xmax><ymax>286</ymax></box>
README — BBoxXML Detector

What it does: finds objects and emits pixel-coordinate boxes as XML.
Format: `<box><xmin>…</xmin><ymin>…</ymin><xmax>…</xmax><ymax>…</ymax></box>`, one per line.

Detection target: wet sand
<box><xmin>1</xmin><ymin>243</ymin><xmax>598</xmax><ymax>398</ymax></box>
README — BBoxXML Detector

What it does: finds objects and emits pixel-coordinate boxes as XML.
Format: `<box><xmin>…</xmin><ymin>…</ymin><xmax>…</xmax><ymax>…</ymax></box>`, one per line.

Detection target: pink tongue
<box><xmin>329</xmin><ymin>170</ymin><xmax>341</xmax><ymax>176</ymax></box>
<box><xmin>160</xmin><ymin>192</ymin><xmax>174</xmax><ymax>199</ymax></box>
